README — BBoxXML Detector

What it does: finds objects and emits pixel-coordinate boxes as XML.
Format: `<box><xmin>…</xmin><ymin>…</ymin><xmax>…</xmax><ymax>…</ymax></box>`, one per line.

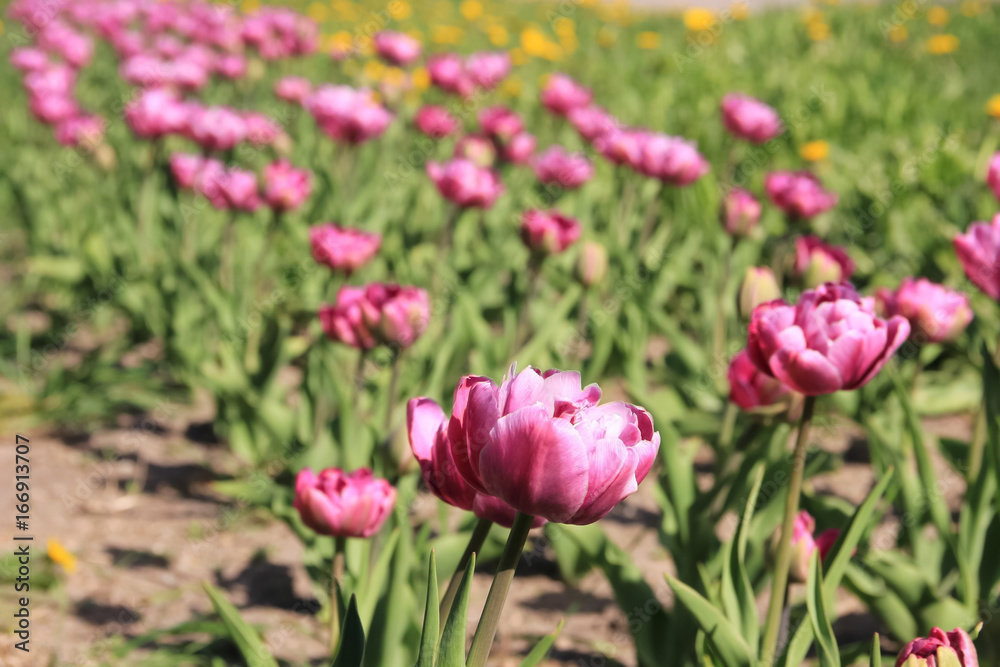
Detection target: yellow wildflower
<box><xmin>560</xmin><ymin>33</ymin><xmax>579</xmax><ymax>53</ymax></box>
<box><xmin>927</xmin><ymin>6</ymin><xmax>949</xmax><ymax>25</ymax></box>
<box><xmin>502</xmin><ymin>75</ymin><xmax>523</xmax><ymax>98</ymax></box>
<box><xmin>597</xmin><ymin>26</ymin><xmax>618</xmax><ymax>48</ymax></box>
<box><xmin>888</xmin><ymin>24</ymin><xmax>907</xmax><ymax>42</ymax></box>
<box><xmin>388</xmin><ymin>1</ymin><xmax>412</xmax><ymax>20</ymax></box>
<box><xmin>460</xmin><ymin>0</ymin><xmax>483</xmax><ymax>21</ymax></box>
<box><xmin>332</xmin><ymin>1</ymin><xmax>358</xmax><ymax>21</ymax></box>
<box><xmin>520</xmin><ymin>26</ymin><xmax>549</xmax><ymax>57</ymax></box>
<box><xmin>985</xmin><ymin>94</ymin><xmax>1000</xmax><ymax>119</ymax></box>
<box><xmin>554</xmin><ymin>17</ymin><xmax>576</xmax><ymax>37</ymax></box>
<box><xmin>307</xmin><ymin>2</ymin><xmax>328</xmax><ymax>22</ymax></box>
<box><xmin>541</xmin><ymin>42</ymin><xmax>564</xmax><ymax>61</ymax></box>
<box><xmin>801</xmin><ymin>8</ymin><xmax>824</xmax><ymax>24</ymax></box>
<box><xmin>243</xmin><ymin>0</ymin><xmax>260</xmax><ymax>12</ymax></box>
<box><xmin>800</xmin><ymin>140</ymin><xmax>830</xmax><ymax>162</ymax></box>
<box><xmin>637</xmin><ymin>31</ymin><xmax>660</xmax><ymax>49</ymax></box>
<box><xmin>683</xmin><ymin>8</ymin><xmax>717</xmax><ymax>31</ymax></box>
<box><xmin>487</xmin><ymin>25</ymin><xmax>509</xmax><ymax>46</ymax></box>
<box><xmin>926</xmin><ymin>34</ymin><xmax>959</xmax><ymax>54</ymax></box>
<box><xmin>47</xmin><ymin>538</ymin><xmax>77</xmax><ymax>574</ymax></box>
<box><xmin>808</xmin><ymin>21</ymin><xmax>830</xmax><ymax>40</ymax></box>
<box><xmin>327</xmin><ymin>30</ymin><xmax>354</xmax><ymax>56</ymax></box>
<box><xmin>431</xmin><ymin>25</ymin><xmax>463</xmax><ymax>45</ymax></box>
<box><xmin>509</xmin><ymin>47</ymin><xmax>528</xmax><ymax>65</ymax></box>
<box><xmin>412</xmin><ymin>66</ymin><xmax>430</xmax><ymax>90</ymax></box>
<box><xmin>363</xmin><ymin>60</ymin><xmax>385</xmax><ymax>81</ymax></box>
<box><xmin>383</xmin><ymin>67</ymin><xmax>406</xmax><ymax>88</ymax></box>
<box><xmin>961</xmin><ymin>0</ymin><xmax>982</xmax><ymax>16</ymax></box>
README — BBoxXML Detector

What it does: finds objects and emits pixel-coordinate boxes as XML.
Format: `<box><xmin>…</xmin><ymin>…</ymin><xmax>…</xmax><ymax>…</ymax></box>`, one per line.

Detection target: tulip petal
<box><xmin>771</xmin><ymin>348</ymin><xmax>843</xmax><ymax>395</ymax></box>
<box><xmin>407</xmin><ymin>397</ymin><xmax>446</xmax><ymax>462</ymax></box>
<box><xmin>567</xmin><ymin>436</ymin><xmax>637</xmax><ymax>525</ymax></box>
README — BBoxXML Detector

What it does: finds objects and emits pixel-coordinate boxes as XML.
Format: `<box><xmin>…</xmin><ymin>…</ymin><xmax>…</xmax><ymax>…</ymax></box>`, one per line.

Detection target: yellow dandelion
<box><xmin>597</xmin><ymin>26</ymin><xmax>618</xmax><ymax>48</ymax></box>
<box><xmin>307</xmin><ymin>2</ymin><xmax>328</xmax><ymax>22</ymax></box>
<box><xmin>961</xmin><ymin>0</ymin><xmax>983</xmax><ymax>16</ymax></box>
<box><xmin>520</xmin><ymin>26</ymin><xmax>550</xmax><ymax>57</ymax></box>
<box><xmin>388</xmin><ymin>0</ymin><xmax>412</xmax><ymax>19</ymax></box>
<box><xmin>985</xmin><ymin>94</ymin><xmax>1000</xmax><ymax>119</ymax></box>
<box><xmin>431</xmin><ymin>25</ymin><xmax>463</xmax><ymax>45</ymax></box>
<box><xmin>927</xmin><ymin>6</ymin><xmax>949</xmax><ymax>25</ymax></box>
<box><xmin>800</xmin><ymin>140</ymin><xmax>830</xmax><ymax>162</ymax></box>
<box><xmin>637</xmin><ymin>31</ymin><xmax>660</xmax><ymax>49</ymax></box>
<box><xmin>47</xmin><ymin>538</ymin><xmax>77</xmax><ymax>574</ymax></box>
<box><xmin>888</xmin><ymin>24</ymin><xmax>908</xmax><ymax>42</ymax></box>
<box><xmin>731</xmin><ymin>2</ymin><xmax>749</xmax><ymax>20</ymax></box>
<box><xmin>412</xmin><ymin>66</ymin><xmax>430</xmax><ymax>90</ymax></box>
<box><xmin>460</xmin><ymin>0</ymin><xmax>483</xmax><ymax>21</ymax></box>
<box><xmin>509</xmin><ymin>47</ymin><xmax>528</xmax><ymax>65</ymax></box>
<box><xmin>683</xmin><ymin>8</ymin><xmax>717</xmax><ymax>31</ymax></box>
<box><xmin>487</xmin><ymin>25</ymin><xmax>509</xmax><ymax>46</ymax></box>
<box><xmin>926</xmin><ymin>34</ymin><xmax>959</xmax><ymax>54</ymax></box>
<box><xmin>808</xmin><ymin>21</ymin><xmax>830</xmax><ymax>41</ymax></box>
<box><xmin>326</xmin><ymin>30</ymin><xmax>354</xmax><ymax>55</ymax></box>
<box><xmin>554</xmin><ymin>17</ymin><xmax>576</xmax><ymax>37</ymax></box>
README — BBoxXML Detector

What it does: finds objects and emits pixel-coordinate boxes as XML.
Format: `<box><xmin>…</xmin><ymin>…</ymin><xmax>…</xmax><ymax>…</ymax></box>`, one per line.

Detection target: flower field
<box><xmin>3</xmin><ymin>0</ymin><xmax>1000</xmax><ymax>665</ymax></box>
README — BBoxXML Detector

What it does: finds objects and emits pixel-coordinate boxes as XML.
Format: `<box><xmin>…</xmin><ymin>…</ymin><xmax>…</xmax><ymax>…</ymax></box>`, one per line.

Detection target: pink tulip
<box><xmin>309</xmin><ymin>224</ymin><xmax>382</xmax><ymax>274</ymax></box>
<box><xmin>794</xmin><ymin>236</ymin><xmax>856</xmax><ymax>287</ymax></box>
<box><xmin>568</xmin><ymin>105</ymin><xmax>619</xmax><ymax>142</ymax></box>
<box><xmin>466</xmin><ymin>51</ymin><xmax>510</xmax><ymax>89</ymax></box>
<box><xmin>532</xmin><ymin>146</ymin><xmax>594</xmax><ymax>189</ymax></box>
<box><xmin>541</xmin><ymin>73</ymin><xmax>593</xmax><ymax>116</ymax></box>
<box><xmin>721</xmin><ymin>93</ymin><xmax>783</xmax><ymax>143</ymax></box>
<box><xmin>319</xmin><ymin>284</ymin><xmax>430</xmax><ymax>350</ymax></box>
<box><xmin>895</xmin><ymin>627</ymin><xmax>978</xmax><ymax>667</ymax></box>
<box><xmin>275</xmin><ymin>76</ymin><xmax>312</xmax><ymax>104</ymax></box>
<box><xmin>24</xmin><ymin>64</ymin><xmax>75</xmax><ymax>99</ymax></box>
<box><xmin>987</xmin><ymin>152</ymin><xmax>1000</xmax><ymax>202</ymax></box>
<box><xmin>192</xmin><ymin>158</ymin><xmax>229</xmax><ymax>209</ymax></box>
<box><xmin>305</xmin><ymin>85</ymin><xmax>393</xmax><ymax>144</ymax></box>
<box><xmin>595</xmin><ymin>127</ymin><xmax>645</xmax><ymax>170</ymax></box>
<box><xmin>639</xmin><ymin>134</ymin><xmax>710</xmax><ymax>186</ymax></box>
<box><xmin>478</xmin><ymin>106</ymin><xmax>523</xmax><ymax>141</ymax></box>
<box><xmin>576</xmin><ymin>241</ymin><xmax>609</xmax><ymax>287</ymax></box>
<box><xmin>954</xmin><ymin>214</ymin><xmax>1000</xmax><ymax>300</ymax></box>
<box><xmin>443</xmin><ymin>366</ymin><xmax>660</xmax><ymax>524</ymax></box>
<box><xmin>294</xmin><ymin>467</ymin><xmax>395</xmax><ymax>538</ymax></box>
<box><xmin>728</xmin><ymin>350</ymin><xmax>802</xmax><ymax>420</ymax></box>
<box><xmin>415</xmin><ymin>105</ymin><xmax>460</xmax><ymax>138</ymax></box>
<box><xmin>876</xmin><ymin>278</ymin><xmax>973</xmax><ymax>344</ymax></box>
<box><xmin>746</xmin><ymin>282</ymin><xmax>910</xmax><ymax>395</ymax></box>
<box><xmin>721</xmin><ymin>188</ymin><xmax>762</xmax><ymax>236</ymax></box>
<box><xmin>453</xmin><ymin>134</ymin><xmax>497</xmax><ymax>168</ymax></box>
<box><xmin>765</xmin><ymin>171</ymin><xmax>838</xmax><ymax>220</ymax></box>
<box><xmin>215</xmin><ymin>54</ymin><xmax>247</xmax><ymax>79</ymax></box>
<box><xmin>426</xmin><ymin>158</ymin><xmax>503</xmax><ymax>209</ymax></box>
<box><xmin>243</xmin><ymin>112</ymin><xmax>284</xmax><ymax>147</ymax></box>
<box><xmin>38</xmin><ymin>22</ymin><xmax>93</xmax><ymax>68</ymax></box>
<box><xmin>124</xmin><ymin>88</ymin><xmax>190</xmax><ymax>139</ymax></box>
<box><xmin>373</xmin><ymin>30</ymin><xmax>422</xmax><ymax>66</ymax></box>
<box><xmin>520</xmin><ymin>210</ymin><xmax>582</xmax><ymax>255</ymax></box>
<box><xmin>217</xmin><ymin>167</ymin><xmax>261</xmax><ymax>212</ymax></box>
<box><xmin>29</xmin><ymin>94</ymin><xmax>78</xmax><ymax>124</ymax></box>
<box><xmin>263</xmin><ymin>160</ymin><xmax>312</xmax><ymax>212</ymax></box>
<box><xmin>54</xmin><ymin>114</ymin><xmax>105</xmax><ymax>148</ymax></box>
<box><xmin>187</xmin><ymin>106</ymin><xmax>247</xmax><ymax>152</ymax></box>
<box><xmin>500</xmin><ymin>132</ymin><xmax>537</xmax><ymax>164</ymax></box>
<box><xmin>407</xmin><ymin>398</ymin><xmax>546</xmax><ymax>529</ymax></box>
<box><xmin>170</xmin><ymin>153</ymin><xmax>205</xmax><ymax>189</ymax></box>
<box><xmin>428</xmin><ymin>53</ymin><xmax>475</xmax><ymax>97</ymax></box>
<box><xmin>10</xmin><ymin>47</ymin><xmax>49</xmax><ymax>72</ymax></box>
<box><xmin>771</xmin><ymin>510</ymin><xmax>841</xmax><ymax>584</ymax></box>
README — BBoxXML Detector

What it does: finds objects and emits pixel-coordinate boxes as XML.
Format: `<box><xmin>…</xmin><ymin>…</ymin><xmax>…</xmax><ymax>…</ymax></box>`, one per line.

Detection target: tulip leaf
<box><xmin>414</xmin><ymin>551</ymin><xmax>439</xmax><ymax>667</ymax></box>
<box><xmin>332</xmin><ymin>595</ymin><xmax>366</xmax><ymax>667</ymax></box>
<box><xmin>664</xmin><ymin>574</ymin><xmax>753</xmax><ymax>667</ymax></box>
<box><xmin>720</xmin><ymin>464</ymin><xmax>763</xmax><ymax>653</ymax></box>
<box><xmin>870</xmin><ymin>633</ymin><xmax>881</xmax><ymax>667</ymax></box>
<box><xmin>843</xmin><ymin>564</ymin><xmax>918</xmax><ymax>642</ymax></box>
<box><xmin>805</xmin><ymin>552</ymin><xmax>840</xmax><ymax>667</ymax></box>
<box><xmin>438</xmin><ymin>552</ymin><xmax>473</xmax><ymax>667</ymax></box>
<box><xmin>358</xmin><ymin>527</ymin><xmax>401</xmax><ymax>627</ymax></box>
<box><xmin>201</xmin><ymin>582</ymin><xmax>279</xmax><ymax>667</ymax></box>
<box><xmin>518</xmin><ymin>619</ymin><xmax>564</xmax><ymax>667</ymax></box>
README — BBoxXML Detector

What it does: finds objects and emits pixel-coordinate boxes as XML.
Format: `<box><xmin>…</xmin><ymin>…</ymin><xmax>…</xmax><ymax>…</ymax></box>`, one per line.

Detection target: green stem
<box><xmin>352</xmin><ymin>350</ymin><xmax>368</xmax><ymax>414</ymax></box>
<box><xmin>329</xmin><ymin>536</ymin><xmax>347</xmax><ymax>655</ymax></box>
<box><xmin>761</xmin><ymin>395</ymin><xmax>816</xmax><ymax>667</ymax></box>
<box><xmin>713</xmin><ymin>237</ymin><xmax>735</xmax><ymax>380</ymax></box>
<box><xmin>466</xmin><ymin>512</ymin><xmax>535</xmax><ymax>667</ymax></box>
<box><xmin>514</xmin><ymin>258</ymin><xmax>542</xmax><ymax>354</ymax></box>
<box><xmin>384</xmin><ymin>354</ymin><xmax>401</xmax><ymax>435</ymax></box>
<box><xmin>639</xmin><ymin>182</ymin><xmax>665</xmax><ymax>246</ymax></box>
<box><xmin>969</xmin><ymin>332</ymin><xmax>1000</xmax><ymax>483</ymax></box>
<box><xmin>439</xmin><ymin>517</ymin><xmax>492</xmax><ymax>626</ymax></box>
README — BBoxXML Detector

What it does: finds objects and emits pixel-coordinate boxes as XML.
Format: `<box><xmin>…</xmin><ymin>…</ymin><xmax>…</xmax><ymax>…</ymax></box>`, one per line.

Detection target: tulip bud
<box><xmin>739</xmin><ymin>267</ymin><xmax>780</xmax><ymax>318</ymax></box>
<box><xmin>246</xmin><ymin>57</ymin><xmax>266</xmax><ymax>81</ymax></box>
<box><xmin>576</xmin><ymin>241</ymin><xmax>608</xmax><ymax>288</ymax></box>
<box><xmin>95</xmin><ymin>143</ymin><xmax>117</xmax><ymax>171</ymax></box>
<box><xmin>767</xmin><ymin>510</ymin><xmax>830</xmax><ymax>584</ymax></box>
<box><xmin>720</xmin><ymin>188</ymin><xmax>761</xmax><ymax>237</ymax></box>
<box><xmin>795</xmin><ymin>236</ymin><xmax>855</xmax><ymax>288</ymax></box>
<box><xmin>896</xmin><ymin>627</ymin><xmax>979</xmax><ymax>667</ymax></box>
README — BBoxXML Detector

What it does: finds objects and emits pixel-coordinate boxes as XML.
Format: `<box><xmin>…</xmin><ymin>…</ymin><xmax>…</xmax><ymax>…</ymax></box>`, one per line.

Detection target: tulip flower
<box><xmin>768</xmin><ymin>510</ymin><xmax>841</xmax><ymax>584</ymax></box>
<box><xmin>576</xmin><ymin>241</ymin><xmax>609</xmax><ymax>287</ymax></box>
<box><xmin>541</xmin><ymin>73</ymin><xmax>593</xmax><ymax>116</ymax></box>
<box><xmin>309</xmin><ymin>224</ymin><xmax>381</xmax><ymax>274</ymax></box>
<box><xmin>747</xmin><ymin>282</ymin><xmax>910</xmax><ymax>395</ymax></box>
<box><xmin>595</xmin><ymin>127</ymin><xmax>645</xmax><ymax>170</ymax></box>
<box><xmin>445</xmin><ymin>365</ymin><xmax>660</xmax><ymax>525</ymax></box>
<box><xmin>721</xmin><ymin>93</ymin><xmax>783</xmax><ymax>143</ymax></box>
<box><xmin>305</xmin><ymin>85</ymin><xmax>393</xmax><ymax>144</ymax></box>
<box><xmin>124</xmin><ymin>88</ymin><xmax>190</xmax><ymax>139</ymax></box>
<box><xmin>428</xmin><ymin>53</ymin><xmax>475</xmax><ymax>97</ymax></box>
<box><xmin>520</xmin><ymin>210</ymin><xmax>582</xmax><ymax>255</ymax></box>
<box><xmin>262</xmin><ymin>160</ymin><xmax>312</xmax><ymax>212</ymax></box>
<box><xmin>293</xmin><ymin>467</ymin><xmax>395</xmax><ymax>538</ymax></box>
<box><xmin>532</xmin><ymin>146</ymin><xmax>594</xmax><ymax>190</ymax></box>
<box><xmin>216</xmin><ymin>167</ymin><xmax>261</xmax><ymax>212</ymax></box>
<box><xmin>876</xmin><ymin>278</ymin><xmax>973</xmax><ymax>344</ymax></box>
<box><xmin>765</xmin><ymin>170</ymin><xmax>838</xmax><ymax>220</ymax></box>
<box><xmin>453</xmin><ymin>134</ymin><xmax>497</xmax><ymax>168</ymax></box>
<box><xmin>274</xmin><ymin>76</ymin><xmax>312</xmax><ymax>104</ymax></box>
<box><xmin>987</xmin><ymin>152</ymin><xmax>1000</xmax><ymax>202</ymax></box>
<box><xmin>54</xmin><ymin>114</ymin><xmax>104</xmax><ymax>148</ymax></box>
<box><xmin>373</xmin><ymin>30</ymin><xmax>422</xmax><ymax>66</ymax></box>
<box><xmin>568</xmin><ymin>105</ymin><xmax>619</xmax><ymax>142</ymax></box>
<box><xmin>169</xmin><ymin>153</ymin><xmax>205</xmax><ymax>189</ymax></box>
<box><xmin>500</xmin><ymin>132</ymin><xmax>537</xmax><ymax>165</ymax></box>
<box><xmin>187</xmin><ymin>106</ymin><xmax>248</xmax><ymax>152</ymax></box>
<box><xmin>10</xmin><ymin>48</ymin><xmax>49</xmax><ymax>73</ymax></box>
<box><xmin>721</xmin><ymin>188</ymin><xmax>762</xmax><ymax>237</ymax></box>
<box><xmin>794</xmin><ymin>236</ymin><xmax>855</xmax><ymax>287</ymax></box>
<box><xmin>896</xmin><ymin>627</ymin><xmax>979</xmax><ymax>667</ymax></box>
<box><xmin>414</xmin><ymin>105</ymin><xmax>460</xmax><ymax>138</ymax></box>
<box><xmin>478</xmin><ymin>106</ymin><xmax>524</xmax><ymax>141</ymax></box>
<box><xmin>639</xmin><ymin>134</ymin><xmax>710</xmax><ymax>186</ymax></box>
<box><xmin>728</xmin><ymin>350</ymin><xmax>803</xmax><ymax>420</ymax></box>
<box><xmin>215</xmin><ymin>54</ymin><xmax>246</xmax><ymax>79</ymax></box>
<box><xmin>466</xmin><ymin>51</ymin><xmax>510</xmax><ymax>89</ymax></box>
<box><xmin>426</xmin><ymin>158</ymin><xmax>503</xmax><ymax>209</ymax></box>
<box><xmin>739</xmin><ymin>267</ymin><xmax>782</xmax><ymax>318</ymax></box>
<box><xmin>319</xmin><ymin>284</ymin><xmax>430</xmax><ymax>350</ymax></box>
<box><xmin>953</xmin><ymin>214</ymin><xmax>1000</xmax><ymax>300</ymax></box>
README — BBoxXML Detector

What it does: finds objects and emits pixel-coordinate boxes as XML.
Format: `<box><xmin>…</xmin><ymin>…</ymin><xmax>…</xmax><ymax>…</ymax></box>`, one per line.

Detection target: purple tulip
<box><xmin>500</xmin><ymin>132</ymin><xmax>536</xmax><ymax>165</ymax></box>
<box><xmin>541</xmin><ymin>73</ymin><xmax>593</xmax><ymax>116</ymax></box>
<box><xmin>747</xmin><ymin>282</ymin><xmax>910</xmax><ymax>395</ymax></box>
<box><xmin>877</xmin><ymin>278</ymin><xmax>973</xmax><ymax>344</ymax></box>
<box><xmin>319</xmin><ymin>284</ymin><xmax>430</xmax><ymax>350</ymax></box>
<box><xmin>568</xmin><ymin>105</ymin><xmax>619</xmax><ymax>142</ymax></box>
<box><xmin>954</xmin><ymin>214</ymin><xmax>1000</xmax><ymax>300</ymax></box>
<box><xmin>263</xmin><ymin>160</ymin><xmax>312</xmax><ymax>212</ymax></box>
<box><xmin>987</xmin><ymin>152</ymin><xmax>1000</xmax><ymax>203</ymax></box>
<box><xmin>373</xmin><ymin>30</ymin><xmax>422</xmax><ymax>66</ymax></box>
<box><xmin>187</xmin><ymin>106</ymin><xmax>248</xmax><ymax>152</ymax></box>
<box><xmin>896</xmin><ymin>627</ymin><xmax>979</xmax><ymax>667</ymax></box>
<box><xmin>216</xmin><ymin>167</ymin><xmax>261</xmax><ymax>212</ymax></box>
<box><xmin>305</xmin><ymin>85</ymin><xmax>393</xmax><ymax>144</ymax></box>
<box><xmin>520</xmin><ymin>209</ymin><xmax>582</xmax><ymax>255</ymax></box>
<box><xmin>414</xmin><ymin>105</ymin><xmax>460</xmax><ymax>138</ymax></box>
<box><xmin>309</xmin><ymin>224</ymin><xmax>382</xmax><ymax>274</ymax></box>
<box><xmin>215</xmin><ymin>54</ymin><xmax>247</xmax><ymax>79</ymax></box>
<box><xmin>428</xmin><ymin>53</ymin><xmax>475</xmax><ymax>97</ymax></box>
<box><xmin>769</xmin><ymin>510</ymin><xmax>842</xmax><ymax>584</ymax></box>
<box><xmin>721</xmin><ymin>93</ymin><xmax>783</xmax><ymax>143</ymax></box>
<box><xmin>453</xmin><ymin>134</ymin><xmax>497</xmax><ymax>168</ymax></box>
<box><xmin>124</xmin><ymin>88</ymin><xmax>190</xmax><ymax>139</ymax></box>
<box><xmin>242</xmin><ymin>112</ymin><xmax>284</xmax><ymax>147</ymax></box>
<box><xmin>170</xmin><ymin>153</ymin><xmax>205</xmax><ymax>189</ymax></box>
<box><xmin>639</xmin><ymin>133</ymin><xmax>710</xmax><ymax>186</ymax></box>
<box><xmin>532</xmin><ymin>146</ymin><xmax>594</xmax><ymax>190</ymax></box>
<box><xmin>294</xmin><ymin>468</ymin><xmax>395</xmax><ymax>538</ymax></box>
<box><xmin>794</xmin><ymin>236</ymin><xmax>856</xmax><ymax>287</ymax></box>
<box><xmin>426</xmin><ymin>158</ymin><xmax>503</xmax><ymax>209</ymax></box>
<box><xmin>54</xmin><ymin>114</ymin><xmax>104</xmax><ymax>148</ymax></box>
<box><xmin>274</xmin><ymin>76</ymin><xmax>312</xmax><ymax>104</ymax></box>
<box><xmin>595</xmin><ymin>127</ymin><xmax>645</xmax><ymax>170</ymax></box>
<box><xmin>478</xmin><ymin>106</ymin><xmax>524</xmax><ymax>141</ymax></box>
<box><xmin>728</xmin><ymin>350</ymin><xmax>802</xmax><ymax>420</ymax></box>
<box><xmin>765</xmin><ymin>170</ymin><xmax>838</xmax><ymax>220</ymax></box>
<box><xmin>466</xmin><ymin>51</ymin><xmax>510</xmax><ymax>89</ymax></box>
<box><xmin>721</xmin><ymin>188</ymin><xmax>762</xmax><ymax>236</ymax></box>
<box><xmin>10</xmin><ymin>47</ymin><xmax>49</xmax><ymax>73</ymax></box>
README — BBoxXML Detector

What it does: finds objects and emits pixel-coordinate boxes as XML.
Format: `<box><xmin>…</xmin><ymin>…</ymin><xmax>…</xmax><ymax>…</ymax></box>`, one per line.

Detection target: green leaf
<box><xmin>415</xmin><ymin>551</ymin><xmax>439</xmax><ymax>667</ymax></box>
<box><xmin>438</xmin><ymin>552</ymin><xmax>474</xmax><ymax>667</ymax></box>
<box><xmin>518</xmin><ymin>619</ymin><xmax>564</xmax><ymax>667</ymax></box>
<box><xmin>358</xmin><ymin>528</ymin><xmax>401</xmax><ymax>626</ymax></box>
<box><xmin>664</xmin><ymin>575</ymin><xmax>753</xmax><ymax>667</ymax></box>
<box><xmin>870</xmin><ymin>633</ymin><xmax>881</xmax><ymax>667</ymax></box>
<box><xmin>805</xmin><ymin>552</ymin><xmax>840</xmax><ymax>667</ymax></box>
<box><xmin>720</xmin><ymin>464</ymin><xmax>763</xmax><ymax>654</ymax></box>
<box><xmin>201</xmin><ymin>582</ymin><xmax>279</xmax><ymax>667</ymax></box>
<box><xmin>332</xmin><ymin>595</ymin><xmax>366</xmax><ymax>667</ymax></box>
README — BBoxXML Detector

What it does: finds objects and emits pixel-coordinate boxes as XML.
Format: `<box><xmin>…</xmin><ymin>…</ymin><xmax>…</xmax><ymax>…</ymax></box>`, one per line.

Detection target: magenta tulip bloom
<box><xmin>876</xmin><ymin>278</ymin><xmax>973</xmax><ymax>344</ymax></box>
<box><xmin>954</xmin><ymin>214</ymin><xmax>1000</xmax><ymax>300</ymax></box>
<box><xmin>721</xmin><ymin>188</ymin><xmax>762</xmax><ymax>236</ymax></box>
<box><xmin>500</xmin><ymin>132</ymin><xmax>537</xmax><ymax>165</ymax></box>
<box><xmin>453</xmin><ymin>134</ymin><xmax>497</xmax><ymax>168</ymax></box>
<box><xmin>188</xmin><ymin>106</ymin><xmax>248</xmax><ymax>152</ymax></box>
<box><xmin>532</xmin><ymin>146</ymin><xmax>594</xmax><ymax>190</ymax></box>
<box><xmin>10</xmin><ymin>48</ymin><xmax>49</xmax><ymax>73</ymax></box>
<box><xmin>373</xmin><ymin>30</ymin><xmax>422</xmax><ymax>66</ymax></box>
<box><xmin>407</xmin><ymin>398</ymin><xmax>546</xmax><ymax>529</ymax></box>
<box><xmin>216</xmin><ymin>54</ymin><xmax>247</xmax><ymax>79</ymax></box>
<box><xmin>987</xmin><ymin>152</ymin><xmax>1000</xmax><ymax>203</ymax></box>
<box><xmin>721</xmin><ymin>93</ymin><xmax>783</xmax><ymax>143</ymax></box>
<box><xmin>309</xmin><ymin>224</ymin><xmax>381</xmax><ymax>274</ymax></box>
<box><xmin>896</xmin><ymin>627</ymin><xmax>978</xmax><ymax>667</ymax></box>
<box><xmin>747</xmin><ymin>282</ymin><xmax>910</xmax><ymax>395</ymax></box>
<box><xmin>242</xmin><ymin>112</ymin><xmax>284</xmax><ymax>147</ymax></box>
<box><xmin>478</xmin><ymin>106</ymin><xmax>523</xmax><ymax>141</ymax></box>
<box><xmin>639</xmin><ymin>134</ymin><xmax>710</xmax><ymax>186</ymax></box>
<box><xmin>772</xmin><ymin>510</ymin><xmax>841</xmax><ymax>584</ymax></box>
<box><xmin>54</xmin><ymin>114</ymin><xmax>104</xmax><ymax>148</ymax></box>
<box><xmin>263</xmin><ymin>160</ymin><xmax>312</xmax><ymax>212</ymax></box>
<box><xmin>568</xmin><ymin>105</ymin><xmax>619</xmax><ymax>142</ymax></box>
<box><xmin>415</xmin><ymin>105</ymin><xmax>460</xmax><ymax>138</ymax></box>
<box><xmin>595</xmin><ymin>127</ymin><xmax>645</xmax><ymax>170</ymax></box>
<box><xmin>466</xmin><ymin>51</ymin><xmax>510</xmax><ymax>89</ymax></box>
<box><xmin>170</xmin><ymin>153</ymin><xmax>205</xmax><ymax>189</ymax></box>
<box><xmin>541</xmin><ymin>73</ymin><xmax>593</xmax><ymax>116</ymax></box>
<box><xmin>426</xmin><ymin>158</ymin><xmax>503</xmax><ymax>209</ymax></box>
<box><xmin>520</xmin><ymin>210</ymin><xmax>582</xmax><ymax>255</ymax></box>
<box><xmin>124</xmin><ymin>88</ymin><xmax>190</xmax><ymax>139</ymax></box>
<box><xmin>191</xmin><ymin>159</ymin><xmax>230</xmax><ymax>209</ymax></box>
<box><xmin>319</xmin><ymin>284</ymin><xmax>430</xmax><ymax>350</ymax></box>
<box><xmin>445</xmin><ymin>366</ymin><xmax>660</xmax><ymax>524</ymax></box>
<box><xmin>275</xmin><ymin>76</ymin><xmax>312</xmax><ymax>104</ymax></box>
<box><xmin>794</xmin><ymin>236</ymin><xmax>856</xmax><ymax>287</ymax></box>
<box><xmin>728</xmin><ymin>350</ymin><xmax>801</xmax><ymax>419</ymax></box>
<box><xmin>765</xmin><ymin>171</ymin><xmax>838</xmax><ymax>220</ymax></box>
<box><xmin>294</xmin><ymin>467</ymin><xmax>395</xmax><ymax>538</ymax></box>
<box><xmin>217</xmin><ymin>168</ymin><xmax>261</xmax><ymax>212</ymax></box>
<box><xmin>306</xmin><ymin>85</ymin><xmax>393</xmax><ymax>144</ymax></box>
<box><xmin>428</xmin><ymin>53</ymin><xmax>475</xmax><ymax>97</ymax></box>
